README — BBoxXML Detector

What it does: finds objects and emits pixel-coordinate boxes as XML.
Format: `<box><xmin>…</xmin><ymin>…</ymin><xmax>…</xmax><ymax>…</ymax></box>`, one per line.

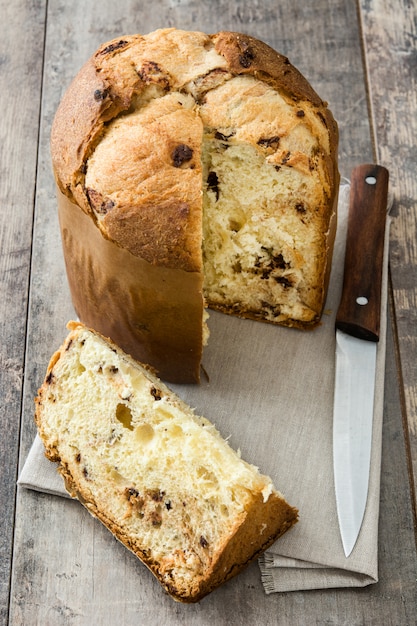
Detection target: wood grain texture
<box><xmin>4</xmin><ymin>0</ymin><xmax>417</xmax><ymax>623</ymax></box>
<box><xmin>336</xmin><ymin>164</ymin><xmax>389</xmax><ymax>340</ymax></box>
<box><xmin>0</xmin><ymin>0</ymin><xmax>47</xmax><ymax>621</ymax></box>
<box><xmin>359</xmin><ymin>0</ymin><xmax>417</xmax><ymax>518</ymax></box>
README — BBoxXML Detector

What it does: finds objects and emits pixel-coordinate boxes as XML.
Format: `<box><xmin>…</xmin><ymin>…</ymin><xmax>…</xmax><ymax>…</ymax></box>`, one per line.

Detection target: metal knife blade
<box><xmin>333</xmin><ymin>163</ymin><xmax>389</xmax><ymax>557</ymax></box>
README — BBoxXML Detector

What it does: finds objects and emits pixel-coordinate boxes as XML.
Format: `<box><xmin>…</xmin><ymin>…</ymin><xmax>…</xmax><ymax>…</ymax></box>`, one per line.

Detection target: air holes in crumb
<box><xmin>220</xmin><ymin>504</ymin><xmax>230</xmax><ymax>518</ymax></box>
<box><xmin>155</xmin><ymin>407</ymin><xmax>175</xmax><ymax>420</ymax></box>
<box><xmin>108</xmin><ymin>468</ymin><xmax>126</xmax><ymax>484</ymax></box>
<box><xmin>168</xmin><ymin>424</ymin><xmax>184</xmax><ymax>438</ymax></box>
<box><xmin>116</xmin><ymin>403</ymin><xmax>134</xmax><ymax>430</ymax></box>
<box><xmin>135</xmin><ymin>423</ymin><xmax>155</xmax><ymax>444</ymax></box>
<box><xmin>229</xmin><ymin>219</ymin><xmax>242</xmax><ymax>232</ymax></box>
<box><xmin>197</xmin><ymin>466</ymin><xmax>218</xmax><ymax>486</ymax></box>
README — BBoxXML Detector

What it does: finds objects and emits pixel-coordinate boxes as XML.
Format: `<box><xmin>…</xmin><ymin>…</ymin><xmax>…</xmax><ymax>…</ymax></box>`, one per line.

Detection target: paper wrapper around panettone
<box><xmin>57</xmin><ymin>189</ymin><xmax>205</xmax><ymax>384</ymax></box>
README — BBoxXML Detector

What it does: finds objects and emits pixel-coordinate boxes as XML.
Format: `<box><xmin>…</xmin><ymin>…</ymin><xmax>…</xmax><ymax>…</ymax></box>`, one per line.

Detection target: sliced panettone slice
<box><xmin>35</xmin><ymin>322</ymin><xmax>298</xmax><ymax>603</ymax></box>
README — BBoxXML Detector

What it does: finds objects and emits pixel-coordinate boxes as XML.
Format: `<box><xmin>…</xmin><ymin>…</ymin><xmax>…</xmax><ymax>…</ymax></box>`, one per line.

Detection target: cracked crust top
<box><xmin>51</xmin><ymin>28</ymin><xmax>338</xmax><ymax>273</ymax></box>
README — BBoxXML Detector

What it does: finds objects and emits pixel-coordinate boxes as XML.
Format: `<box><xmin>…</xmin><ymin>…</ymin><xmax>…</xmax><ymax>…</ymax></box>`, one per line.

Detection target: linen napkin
<box><xmin>18</xmin><ymin>182</ymin><xmax>391</xmax><ymax>592</ymax></box>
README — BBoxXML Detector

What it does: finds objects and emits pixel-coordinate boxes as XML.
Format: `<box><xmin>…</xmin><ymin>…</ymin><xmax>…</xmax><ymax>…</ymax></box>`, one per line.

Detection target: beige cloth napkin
<box><xmin>18</xmin><ymin>183</ymin><xmax>391</xmax><ymax>593</ymax></box>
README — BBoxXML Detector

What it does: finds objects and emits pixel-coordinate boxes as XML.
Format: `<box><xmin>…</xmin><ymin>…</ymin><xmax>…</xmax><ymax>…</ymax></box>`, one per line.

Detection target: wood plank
<box><xmin>9</xmin><ymin>0</ymin><xmax>417</xmax><ymax>623</ymax></box>
<box><xmin>0</xmin><ymin>0</ymin><xmax>47</xmax><ymax>621</ymax></box>
<box><xmin>359</xmin><ymin>0</ymin><xmax>417</xmax><ymax>512</ymax></box>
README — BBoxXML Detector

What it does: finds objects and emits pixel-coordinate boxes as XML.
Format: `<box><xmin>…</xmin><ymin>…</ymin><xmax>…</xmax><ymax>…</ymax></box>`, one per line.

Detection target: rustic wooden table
<box><xmin>1</xmin><ymin>1</ymin><xmax>416</xmax><ymax>624</ymax></box>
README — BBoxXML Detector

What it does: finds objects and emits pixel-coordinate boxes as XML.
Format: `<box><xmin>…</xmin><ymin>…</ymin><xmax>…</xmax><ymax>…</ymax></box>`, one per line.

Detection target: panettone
<box><xmin>35</xmin><ymin>322</ymin><xmax>298</xmax><ymax>602</ymax></box>
<box><xmin>51</xmin><ymin>28</ymin><xmax>339</xmax><ymax>382</ymax></box>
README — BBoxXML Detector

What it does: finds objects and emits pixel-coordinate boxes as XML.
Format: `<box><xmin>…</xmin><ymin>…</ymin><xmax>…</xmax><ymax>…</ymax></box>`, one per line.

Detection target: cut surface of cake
<box><xmin>35</xmin><ymin>322</ymin><xmax>298</xmax><ymax>603</ymax></box>
<box><xmin>51</xmin><ymin>28</ymin><xmax>339</xmax><ymax>382</ymax></box>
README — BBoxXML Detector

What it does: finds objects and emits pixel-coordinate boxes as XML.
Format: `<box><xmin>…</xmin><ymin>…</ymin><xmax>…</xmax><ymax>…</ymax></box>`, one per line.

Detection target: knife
<box><xmin>333</xmin><ymin>163</ymin><xmax>389</xmax><ymax>558</ymax></box>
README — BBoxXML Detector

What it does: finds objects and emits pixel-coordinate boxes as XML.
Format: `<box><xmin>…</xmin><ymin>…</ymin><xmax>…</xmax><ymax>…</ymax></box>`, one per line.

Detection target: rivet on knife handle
<box><xmin>336</xmin><ymin>164</ymin><xmax>389</xmax><ymax>342</ymax></box>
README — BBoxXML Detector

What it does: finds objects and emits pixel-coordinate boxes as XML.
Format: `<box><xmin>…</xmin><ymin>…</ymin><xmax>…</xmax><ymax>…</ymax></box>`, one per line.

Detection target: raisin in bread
<box><xmin>51</xmin><ymin>28</ymin><xmax>339</xmax><ymax>382</ymax></box>
<box><xmin>35</xmin><ymin>322</ymin><xmax>298</xmax><ymax>603</ymax></box>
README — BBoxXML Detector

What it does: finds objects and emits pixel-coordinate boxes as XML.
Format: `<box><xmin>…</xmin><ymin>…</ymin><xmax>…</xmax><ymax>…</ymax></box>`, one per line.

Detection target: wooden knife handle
<box><xmin>336</xmin><ymin>164</ymin><xmax>389</xmax><ymax>341</ymax></box>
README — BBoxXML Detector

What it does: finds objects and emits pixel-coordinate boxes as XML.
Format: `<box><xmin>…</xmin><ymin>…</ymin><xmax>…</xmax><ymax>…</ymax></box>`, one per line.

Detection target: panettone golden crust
<box><xmin>213</xmin><ymin>31</ymin><xmax>323</xmax><ymax>105</ymax></box>
<box><xmin>52</xmin><ymin>29</ymin><xmax>339</xmax><ymax>240</ymax></box>
<box><xmin>51</xmin><ymin>28</ymin><xmax>339</xmax><ymax>382</ymax></box>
